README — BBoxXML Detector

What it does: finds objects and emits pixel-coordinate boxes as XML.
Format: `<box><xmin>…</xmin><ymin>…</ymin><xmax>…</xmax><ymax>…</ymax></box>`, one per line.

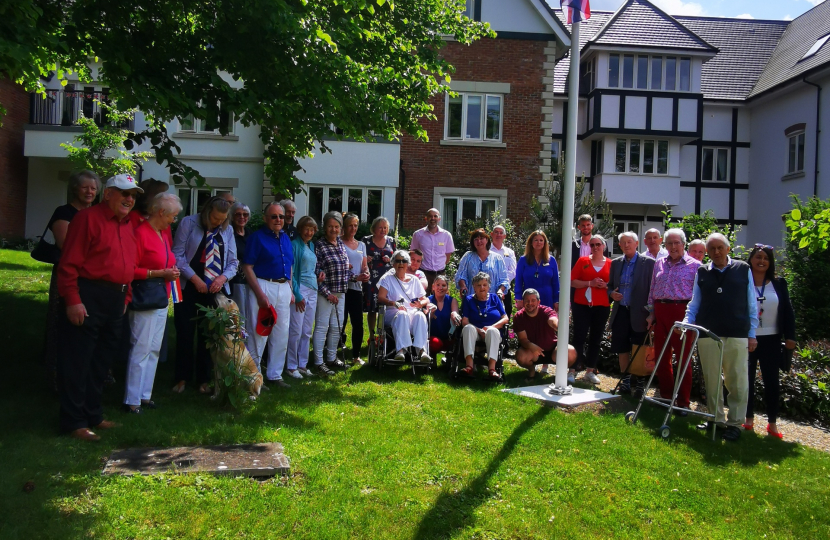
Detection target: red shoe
<box><xmin>767</xmin><ymin>425</ymin><xmax>783</xmax><ymax>439</ymax></box>
<box><xmin>742</xmin><ymin>423</ymin><xmax>754</xmax><ymax>431</ymax></box>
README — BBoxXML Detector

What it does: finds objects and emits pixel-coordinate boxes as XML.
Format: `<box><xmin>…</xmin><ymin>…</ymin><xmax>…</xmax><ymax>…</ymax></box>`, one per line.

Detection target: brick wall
<box><xmin>398</xmin><ymin>37</ymin><xmax>550</xmax><ymax>230</ymax></box>
<box><xmin>0</xmin><ymin>79</ymin><xmax>29</xmax><ymax>240</ymax></box>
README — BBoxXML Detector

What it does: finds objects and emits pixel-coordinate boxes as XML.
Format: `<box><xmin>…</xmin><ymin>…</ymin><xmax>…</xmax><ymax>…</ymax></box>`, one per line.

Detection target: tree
<box><xmin>525</xmin><ymin>175</ymin><xmax>614</xmax><ymax>259</ymax></box>
<box><xmin>60</xmin><ymin>101</ymin><xmax>152</xmax><ymax>179</ymax></box>
<box><xmin>662</xmin><ymin>207</ymin><xmax>741</xmax><ymax>249</ymax></box>
<box><xmin>4</xmin><ymin>0</ymin><xmax>493</xmax><ymax>196</ymax></box>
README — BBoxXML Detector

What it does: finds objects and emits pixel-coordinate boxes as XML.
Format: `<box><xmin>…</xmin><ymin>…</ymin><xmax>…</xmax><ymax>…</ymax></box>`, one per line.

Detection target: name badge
<box><xmin>438</xmin><ymin>242</ymin><xmax>445</xmax><ymax>246</ymax></box>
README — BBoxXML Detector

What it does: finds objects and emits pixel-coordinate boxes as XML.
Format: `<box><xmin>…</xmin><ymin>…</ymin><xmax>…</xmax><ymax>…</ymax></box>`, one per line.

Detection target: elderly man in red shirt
<box><xmin>57</xmin><ymin>174</ymin><xmax>142</xmax><ymax>441</ymax></box>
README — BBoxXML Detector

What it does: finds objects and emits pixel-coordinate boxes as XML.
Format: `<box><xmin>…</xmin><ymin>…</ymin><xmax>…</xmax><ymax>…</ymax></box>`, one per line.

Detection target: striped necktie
<box><xmin>204</xmin><ymin>229</ymin><xmax>222</xmax><ymax>285</ymax></box>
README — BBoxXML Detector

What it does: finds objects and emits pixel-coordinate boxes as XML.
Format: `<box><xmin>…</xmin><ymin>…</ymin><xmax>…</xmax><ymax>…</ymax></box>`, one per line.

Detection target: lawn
<box><xmin>1</xmin><ymin>248</ymin><xmax>829</xmax><ymax>539</ymax></box>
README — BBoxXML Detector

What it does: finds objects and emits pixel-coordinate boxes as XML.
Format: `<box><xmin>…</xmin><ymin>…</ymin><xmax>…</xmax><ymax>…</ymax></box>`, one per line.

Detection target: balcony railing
<box><xmin>29</xmin><ymin>89</ymin><xmax>134</xmax><ymax>130</ymax></box>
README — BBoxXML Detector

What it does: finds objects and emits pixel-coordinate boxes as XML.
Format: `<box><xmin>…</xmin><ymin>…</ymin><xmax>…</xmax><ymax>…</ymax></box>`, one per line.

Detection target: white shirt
<box><xmin>754</xmin><ymin>282</ymin><xmax>780</xmax><ymax>336</ymax></box>
<box><xmin>490</xmin><ymin>244</ymin><xmax>517</xmax><ymax>283</ymax></box>
<box><xmin>343</xmin><ymin>240</ymin><xmax>367</xmax><ymax>291</ymax></box>
<box><xmin>642</xmin><ymin>247</ymin><xmax>669</xmax><ymax>260</ymax></box>
<box><xmin>378</xmin><ymin>271</ymin><xmax>426</xmax><ymax>326</ymax></box>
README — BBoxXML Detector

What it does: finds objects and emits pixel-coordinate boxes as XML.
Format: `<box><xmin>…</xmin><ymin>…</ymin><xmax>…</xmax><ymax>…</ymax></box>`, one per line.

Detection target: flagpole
<box><xmin>551</xmin><ymin>19</ymin><xmax>580</xmax><ymax>394</ymax></box>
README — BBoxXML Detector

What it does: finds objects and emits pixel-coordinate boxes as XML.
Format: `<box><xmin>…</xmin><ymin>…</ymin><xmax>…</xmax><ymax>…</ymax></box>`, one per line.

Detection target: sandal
<box><xmin>489</xmin><ymin>369</ymin><xmax>501</xmax><ymax>380</ymax></box>
<box><xmin>767</xmin><ymin>425</ymin><xmax>783</xmax><ymax>439</ymax></box>
<box><xmin>742</xmin><ymin>423</ymin><xmax>754</xmax><ymax>431</ymax></box>
<box><xmin>172</xmin><ymin>381</ymin><xmax>186</xmax><ymax>393</ymax></box>
<box><xmin>198</xmin><ymin>383</ymin><xmax>211</xmax><ymax>394</ymax></box>
<box><xmin>460</xmin><ymin>366</ymin><xmax>474</xmax><ymax>377</ymax></box>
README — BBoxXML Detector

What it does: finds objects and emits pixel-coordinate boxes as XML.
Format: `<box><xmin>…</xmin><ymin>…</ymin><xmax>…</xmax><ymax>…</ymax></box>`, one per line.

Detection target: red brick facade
<box><xmin>0</xmin><ymin>79</ymin><xmax>29</xmax><ymax>240</ymax></box>
<box><xmin>398</xmin><ymin>37</ymin><xmax>547</xmax><ymax>230</ymax></box>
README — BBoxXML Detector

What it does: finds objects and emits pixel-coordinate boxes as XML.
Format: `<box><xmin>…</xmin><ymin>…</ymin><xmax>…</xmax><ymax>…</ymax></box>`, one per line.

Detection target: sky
<box><xmin>584</xmin><ymin>0</ymin><xmax>825</xmax><ymax>21</ymax></box>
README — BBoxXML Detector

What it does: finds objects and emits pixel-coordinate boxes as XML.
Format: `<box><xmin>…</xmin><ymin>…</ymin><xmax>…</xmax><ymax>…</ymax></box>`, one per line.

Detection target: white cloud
<box><xmin>784</xmin><ymin>14</ymin><xmax>794</xmax><ymax>21</ymax></box>
<box><xmin>806</xmin><ymin>0</ymin><xmax>825</xmax><ymax>7</ymax></box>
<box><xmin>651</xmin><ymin>0</ymin><xmax>707</xmax><ymax>16</ymax></box>
<box><xmin>735</xmin><ymin>13</ymin><xmax>755</xmax><ymax>19</ymax></box>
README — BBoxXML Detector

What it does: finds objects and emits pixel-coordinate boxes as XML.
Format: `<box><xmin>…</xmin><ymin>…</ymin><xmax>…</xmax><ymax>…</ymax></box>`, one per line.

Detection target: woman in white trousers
<box><xmin>286</xmin><ymin>216</ymin><xmax>321</xmax><ymax>378</ymax></box>
<box><xmin>376</xmin><ymin>250</ymin><xmax>431</xmax><ymax>363</ymax></box>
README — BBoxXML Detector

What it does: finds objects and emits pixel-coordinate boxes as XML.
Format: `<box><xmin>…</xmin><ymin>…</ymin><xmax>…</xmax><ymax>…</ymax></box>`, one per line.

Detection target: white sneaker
<box><xmin>298</xmin><ymin>368</ymin><xmax>314</xmax><ymax>377</ymax></box>
<box><xmin>394</xmin><ymin>351</ymin><xmax>406</xmax><ymax>362</ymax></box>
<box><xmin>583</xmin><ymin>371</ymin><xmax>601</xmax><ymax>385</ymax></box>
<box><xmin>567</xmin><ymin>371</ymin><xmax>576</xmax><ymax>385</ymax></box>
<box><xmin>286</xmin><ymin>369</ymin><xmax>303</xmax><ymax>379</ymax></box>
<box><xmin>419</xmin><ymin>350</ymin><xmax>432</xmax><ymax>363</ymax></box>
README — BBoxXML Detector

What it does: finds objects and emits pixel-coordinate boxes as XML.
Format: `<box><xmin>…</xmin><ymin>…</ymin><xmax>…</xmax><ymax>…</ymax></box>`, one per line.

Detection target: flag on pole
<box><xmin>171</xmin><ymin>278</ymin><xmax>183</xmax><ymax>304</ymax></box>
<box><xmin>561</xmin><ymin>0</ymin><xmax>591</xmax><ymax>24</ymax></box>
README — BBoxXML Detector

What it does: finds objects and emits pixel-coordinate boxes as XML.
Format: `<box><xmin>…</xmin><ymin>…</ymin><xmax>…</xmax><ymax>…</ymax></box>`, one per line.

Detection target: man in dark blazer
<box><xmin>570</xmin><ymin>214</ymin><xmax>609</xmax><ymax>266</ymax></box>
<box><xmin>607</xmin><ymin>231</ymin><xmax>655</xmax><ymax>395</ymax></box>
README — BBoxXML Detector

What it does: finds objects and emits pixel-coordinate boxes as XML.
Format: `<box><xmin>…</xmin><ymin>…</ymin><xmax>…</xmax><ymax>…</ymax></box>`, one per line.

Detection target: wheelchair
<box><xmin>367</xmin><ymin>305</ymin><xmax>436</xmax><ymax>375</ymax></box>
<box><xmin>446</xmin><ymin>324</ymin><xmax>507</xmax><ymax>383</ymax></box>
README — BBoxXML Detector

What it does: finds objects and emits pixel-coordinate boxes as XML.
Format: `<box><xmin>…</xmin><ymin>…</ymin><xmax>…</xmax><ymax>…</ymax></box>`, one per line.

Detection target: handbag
<box><xmin>627</xmin><ymin>332</ymin><xmax>656</xmax><ymax>377</ymax></box>
<box><xmin>30</xmin><ymin>224</ymin><xmax>61</xmax><ymax>265</ymax></box>
<box><xmin>129</xmin><ymin>233</ymin><xmax>171</xmax><ymax>311</ymax></box>
<box><xmin>780</xmin><ymin>343</ymin><xmax>794</xmax><ymax>372</ymax></box>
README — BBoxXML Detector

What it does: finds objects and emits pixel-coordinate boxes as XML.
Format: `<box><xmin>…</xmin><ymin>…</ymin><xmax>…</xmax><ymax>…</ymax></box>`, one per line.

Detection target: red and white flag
<box><xmin>561</xmin><ymin>0</ymin><xmax>591</xmax><ymax>24</ymax></box>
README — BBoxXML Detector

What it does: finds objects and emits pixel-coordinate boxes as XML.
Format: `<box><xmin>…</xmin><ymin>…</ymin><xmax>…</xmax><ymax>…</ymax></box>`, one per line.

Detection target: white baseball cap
<box><xmin>105</xmin><ymin>173</ymin><xmax>144</xmax><ymax>192</ymax></box>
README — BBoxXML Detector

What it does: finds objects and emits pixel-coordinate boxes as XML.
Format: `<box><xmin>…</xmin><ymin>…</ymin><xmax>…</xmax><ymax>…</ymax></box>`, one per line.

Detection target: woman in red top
<box><xmin>570</xmin><ymin>234</ymin><xmax>612</xmax><ymax>386</ymax></box>
<box><xmin>123</xmin><ymin>193</ymin><xmax>182</xmax><ymax>413</ymax></box>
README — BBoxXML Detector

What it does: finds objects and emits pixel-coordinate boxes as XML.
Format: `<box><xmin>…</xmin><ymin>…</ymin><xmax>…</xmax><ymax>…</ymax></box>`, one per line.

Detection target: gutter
<box><xmin>803</xmin><ymin>77</ymin><xmax>822</xmax><ymax>197</ymax></box>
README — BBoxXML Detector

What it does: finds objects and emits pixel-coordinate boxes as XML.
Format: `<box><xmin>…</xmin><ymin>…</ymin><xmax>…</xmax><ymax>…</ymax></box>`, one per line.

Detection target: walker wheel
<box><xmin>659</xmin><ymin>425</ymin><xmax>671</xmax><ymax>439</ymax></box>
<box><xmin>625</xmin><ymin>411</ymin><xmax>636</xmax><ymax>424</ymax></box>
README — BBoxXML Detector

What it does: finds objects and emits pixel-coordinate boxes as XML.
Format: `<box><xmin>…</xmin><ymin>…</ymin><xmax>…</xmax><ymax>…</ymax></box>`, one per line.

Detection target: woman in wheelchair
<box><xmin>428</xmin><ymin>275</ymin><xmax>461</xmax><ymax>356</ymax></box>
<box><xmin>376</xmin><ymin>250</ymin><xmax>432</xmax><ymax>363</ymax></box>
<box><xmin>460</xmin><ymin>272</ymin><xmax>509</xmax><ymax>379</ymax></box>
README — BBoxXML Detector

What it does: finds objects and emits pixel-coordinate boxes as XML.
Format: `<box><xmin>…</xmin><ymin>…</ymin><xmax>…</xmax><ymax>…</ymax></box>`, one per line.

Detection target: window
<box><xmin>615</xmin><ymin>139</ymin><xmax>669</xmax><ymax>175</ymax></box>
<box><xmin>611</xmin><ymin>221</ymin><xmax>642</xmax><ymax>255</ymax></box>
<box><xmin>440</xmin><ymin>196</ymin><xmax>499</xmax><ymax>236</ymax></box>
<box><xmin>802</xmin><ymin>34</ymin><xmax>830</xmax><ymax>61</ymax></box>
<box><xmin>701</xmin><ymin>147</ymin><xmax>729</xmax><ymax>182</ymax></box>
<box><xmin>787</xmin><ymin>132</ymin><xmax>806</xmax><ymax>174</ymax></box>
<box><xmin>551</xmin><ymin>140</ymin><xmax>562</xmax><ymax>177</ymax></box>
<box><xmin>177</xmin><ymin>187</ymin><xmax>233</xmax><ymax>216</ymax></box>
<box><xmin>593</xmin><ymin>140</ymin><xmax>604</xmax><ymax>175</ymax></box>
<box><xmin>608</xmin><ymin>53</ymin><xmax>691</xmax><ymax>92</ymax></box>
<box><xmin>462</xmin><ymin>0</ymin><xmax>475</xmax><ymax>19</ymax></box>
<box><xmin>307</xmin><ymin>185</ymin><xmax>383</xmax><ymax>225</ymax></box>
<box><xmin>179</xmin><ymin>106</ymin><xmax>235</xmax><ymax>134</ymax></box>
<box><xmin>580</xmin><ymin>58</ymin><xmax>596</xmax><ymax>94</ymax></box>
<box><xmin>445</xmin><ymin>92</ymin><xmax>503</xmax><ymax>142</ymax></box>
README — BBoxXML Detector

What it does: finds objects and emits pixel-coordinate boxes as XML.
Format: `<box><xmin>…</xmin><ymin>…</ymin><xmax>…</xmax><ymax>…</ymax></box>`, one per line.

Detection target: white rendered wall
<box><xmin>481</xmin><ymin>0</ymin><xmax>552</xmax><ymax>33</ymax></box>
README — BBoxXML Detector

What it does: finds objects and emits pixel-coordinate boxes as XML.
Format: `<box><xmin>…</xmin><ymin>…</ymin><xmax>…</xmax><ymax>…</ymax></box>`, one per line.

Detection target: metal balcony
<box><xmin>29</xmin><ymin>89</ymin><xmax>134</xmax><ymax>131</ymax></box>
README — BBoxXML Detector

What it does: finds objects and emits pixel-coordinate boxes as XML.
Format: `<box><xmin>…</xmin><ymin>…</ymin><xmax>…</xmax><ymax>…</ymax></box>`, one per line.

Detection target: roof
<box><xmin>749</xmin><ymin>0</ymin><xmax>830</xmax><ymax>98</ymax></box>
<box><xmin>549</xmin><ymin>10</ymin><xmax>614</xmax><ymax>94</ymax></box>
<box><xmin>676</xmin><ymin>16</ymin><xmax>789</xmax><ymax>101</ymax></box>
<box><xmin>586</xmin><ymin>0</ymin><xmax>716</xmax><ymax>53</ymax></box>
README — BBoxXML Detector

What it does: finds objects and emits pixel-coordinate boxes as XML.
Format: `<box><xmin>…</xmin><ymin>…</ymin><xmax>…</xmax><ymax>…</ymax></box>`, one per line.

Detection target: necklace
<box><xmin>476</xmin><ymin>295</ymin><xmax>490</xmax><ymax>318</ymax></box>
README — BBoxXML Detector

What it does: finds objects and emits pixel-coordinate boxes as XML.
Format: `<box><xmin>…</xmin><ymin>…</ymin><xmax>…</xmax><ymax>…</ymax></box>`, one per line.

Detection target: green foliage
<box><xmin>662</xmin><ymin>207</ymin><xmax>743</xmax><ymax>261</ymax></box>
<box><xmin>525</xmin><ymin>176</ymin><xmax>615</xmax><ymax>258</ymax></box>
<box><xmin>456</xmin><ymin>209</ymin><xmax>524</xmax><ymax>257</ymax></box>
<box><xmin>5</xmin><ymin>1</ymin><xmax>493</xmax><ymax>195</ymax></box>
<box><xmin>196</xmin><ymin>303</ymin><xmax>255</xmax><ymax>410</ymax></box>
<box><xmin>785</xmin><ymin>196</ymin><xmax>830</xmax><ymax>341</ymax></box>
<box><xmin>59</xmin><ymin>101</ymin><xmax>152</xmax><ymax>179</ymax></box>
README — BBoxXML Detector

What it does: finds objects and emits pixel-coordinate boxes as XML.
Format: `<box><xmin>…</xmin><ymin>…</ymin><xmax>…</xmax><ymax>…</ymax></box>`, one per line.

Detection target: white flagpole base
<box><xmin>546</xmin><ymin>383</ymin><xmax>574</xmax><ymax>396</ymax></box>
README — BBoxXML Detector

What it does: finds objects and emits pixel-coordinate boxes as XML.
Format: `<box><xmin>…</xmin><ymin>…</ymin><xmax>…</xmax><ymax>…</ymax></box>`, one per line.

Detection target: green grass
<box><xmin>1</xmin><ymin>248</ymin><xmax>829</xmax><ymax>539</ymax></box>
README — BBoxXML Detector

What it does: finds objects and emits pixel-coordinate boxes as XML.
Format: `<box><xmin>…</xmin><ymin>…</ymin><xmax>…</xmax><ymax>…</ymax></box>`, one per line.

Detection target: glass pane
<box><xmin>443</xmin><ymin>198</ymin><xmax>458</xmax><ymax>236</ymax></box>
<box><xmin>630</xmin><ymin>222</ymin><xmax>641</xmax><ymax>242</ymax></box>
<box><xmin>466</xmin><ymin>95</ymin><xmax>482</xmax><ymax>139</ymax></box>
<box><xmin>462</xmin><ymin>199</ymin><xmax>477</xmax><ymax>222</ymax></box>
<box><xmin>448</xmin><ymin>95</ymin><xmax>462</xmax><ymax>138</ymax></box>
<box><xmin>788</xmin><ymin>136</ymin><xmax>796</xmax><ymax>173</ymax></box>
<box><xmin>180</xmin><ymin>115</ymin><xmax>194</xmax><ymax>131</ymax></box>
<box><xmin>609</xmin><ymin>54</ymin><xmax>619</xmax><ymax>88</ymax></box>
<box><xmin>665</xmin><ymin>57</ymin><xmax>676</xmax><ymax>90</ymax></box>
<box><xmin>481</xmin><ymin>199</ymin><xmax>496</xmax><ymax>220</ymax></box>
<box><xmin>623</xmin><ymin>55</ymin><xmax>634</xmax><ymax>88</ymax></box>
<box><xmin>657</xmin><ymin>141</ymin><xmax>668</xmax><ymax>174</ymax></box>
<box><xmin>702</xmin><ymin>148</ymin><xmax>713</xmax><ymax>181</ymax></box>
<box><xmin>595</xmin><ymin>140</ymin><xmax>603</xmax><ymax>174</ymax></box>
<box><xmin>643</xmin><ymin>140</ymin><xmax>654</xmax><ymax>174</ymax></box>
<box><xmin>613</xmin><ymin>222</ymin><xmax>625</xmax><ymax>254</ymax></box>
<box><xmin>651</xmin><ymin>57</ymin><xmax>662</xmax><ymax>90</ymax></box>
<box><xmin>551</xmin><ymin>141</ymin><xmax>561</xmax><ymax>176</ymax></box>
<box><xmin>178</xmin><ymin>188</ymin><xmax>192</xmax><ymax>215</ymax></box>
<box><xmin>463</xmin><ymin>0</ymin><xmax>474</xmax><ymax>18</ymax></box>
<box><xmin>195</xmin><ymin>189</ymin><xmax>213</xmax><ymax>214</ymax></box>
<box><xmin>615</xmin><ymin>139</ymin><xmax>627</xmax><ymax>172</ymax></box>
<box><xmin>309</xmin><ymin>186</ymin><xmax>324</xmax><ymax>225</ymax></box>
<box><xmin>629</xmin><ymin>139</ymin><xmax>640</xmax><ymax>173</ymax></box>
<box><xmin>679</xmin><ymin>58</ymin><xmax>691</xmax><ymax>91</ymax></box>
<box><xmin>348</xmin><ymin>188</ymin><xmax>363</xmax><ymax>217</ymax></box>
<box><xmin>797</xmin><ymin>133</ymin><xmax>805</xmax><ymax>171</ymax></box>
<box><xmin>485</xmin><ymin>95</ymin><xmax>501</xmax><ymax>140</ymax></box>
<box><xmin>328</xmin><ymin>187</ymin><xmax>343</xmax><ymax>212</ymax></box>
<box><xmin>367</xmin><ymin>189</ymin><xmax>382</xmax><ymax>224</ymax></box>
<box><xmin>716</xmin><ymin>149</ymin><xmax>728</xmax><ymax>181</ymax></box>
<box><xmin>637</xmin><ymin>56</ymin><xmax>648</xmax><ymax>89</ymax></box>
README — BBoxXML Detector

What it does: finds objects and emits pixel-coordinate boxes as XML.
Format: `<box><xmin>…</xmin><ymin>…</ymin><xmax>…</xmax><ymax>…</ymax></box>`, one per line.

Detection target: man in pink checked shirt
<box><xmin>645</xmin><ymin>228</ymin><xmax>701</xmax><ymax>411</ymax></box>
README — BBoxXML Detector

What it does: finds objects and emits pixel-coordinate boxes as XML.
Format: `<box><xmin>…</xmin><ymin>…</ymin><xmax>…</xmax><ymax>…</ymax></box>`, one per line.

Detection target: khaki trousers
<box><xmin>698</xmin><ymin>337</ymin><xmax>749</xmax><ymax>426</ymax></box>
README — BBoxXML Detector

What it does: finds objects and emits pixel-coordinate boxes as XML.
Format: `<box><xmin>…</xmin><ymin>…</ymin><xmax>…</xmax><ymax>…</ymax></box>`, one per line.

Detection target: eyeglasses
<box><xmin>754</xmin><ymin>243</ymin><xmax>773</xmax><ymax>250</ymax></box>
<box><xmin>589</xmin><ymin>243</ymin><xmax>603</xmax><ymax>248</ymax></box>
<box><xmin>268</xmin><ymin>214</ymin><xmax>285</xmax><ymax>220</ymax></box>
<box><xmin>393</xmin><ymin>259</ymin><xmax>407</xmax><ymax>264</ymax></box>
<box><xmin>235</xmin><ymin>212</ymin><xmax>250</xmax><ymax>218</ymax></box>
<box><xmin>120</xmin><ymin>190</ymin><xmax>137</xmax><ymax>199</ymax></box>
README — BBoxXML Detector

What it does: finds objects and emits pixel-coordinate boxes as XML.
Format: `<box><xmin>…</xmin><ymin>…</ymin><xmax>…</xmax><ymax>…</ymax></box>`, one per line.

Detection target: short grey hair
<box><xmin>522</xmin><ymin>288</ymin><xmax>541</xmax><ymax>301</ymax></box>
<box><xmin>705</xmin><ymin>232</ymin><xmax>730</xmax><ymax>248</ymax></box>
<box><xmin>664</xmin><ymin>228</ymin><xmax>687</xmax><ymax>244</ymax></box>
<box><xmin>278</xmin><ymin>199</ymin><xmax>296</xmax><ymax>211</ymax></box>
<box><xmin>67</xmin><ymin>170</ymin><xmax>100</xmax><ymax>201</ymax></box>
<box><xmin>617</xmin><ymin>231</ymin><xmax>639</xmax><ymax>243</ymax></box>
<box><xmin>264</xmin><ymin>202</ymin><xmax>284</xmax><ymax>215</ymax></box>
<box><xmin>391</xmin><ymin>249</ymin><xmax>410</xmax><ymax>264</ymax></box>
<box><xmin>230</xmin><ymin>202</ymin><xmax>250</xmax><ymax>216</ymax></box>
<box><xmin>689</xmin><ymin>239</ymin><xmax>706</xmax><ymax>248</ymax></box>
<box><xmin>322</xmin><ymin>211</ymin><xmax>343</xmax><ymax>227</ymax></box>
<box><xmin>149</xmin><ymin>193</ymin><xmax>183</xmax><ymax>216</ymax></box>
<box><xmin>371</xmin><ymin>216</ymin><xmax>390</xmax><ymax>233</ymax></box>
<box><xmin>644</xmin><ymin>228</ymin><xmax>663</xmax><ymax>238</ymax></box>
<box><xmin>471</xmin><ymin>271</ymin><xmax>491</xmax><ymax>286</ymax></box>
<box><xmin>591</xmin><ymin>234</ymin><xmax>606</xmax><ymax>246</ymax></box>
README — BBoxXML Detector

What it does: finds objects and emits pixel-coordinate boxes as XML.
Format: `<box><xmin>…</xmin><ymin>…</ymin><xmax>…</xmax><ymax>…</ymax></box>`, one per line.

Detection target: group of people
<box><xmin>43</xmin><ymin>173</ymin><xmax>794</xmax><ymax>443</ymax></box>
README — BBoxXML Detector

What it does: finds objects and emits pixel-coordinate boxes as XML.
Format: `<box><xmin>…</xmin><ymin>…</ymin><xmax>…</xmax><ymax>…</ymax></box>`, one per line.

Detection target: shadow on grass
<box><xmin>411</xmin><ymin>407</ymin><xmax>550</xmax><ymax>540</ymax></box>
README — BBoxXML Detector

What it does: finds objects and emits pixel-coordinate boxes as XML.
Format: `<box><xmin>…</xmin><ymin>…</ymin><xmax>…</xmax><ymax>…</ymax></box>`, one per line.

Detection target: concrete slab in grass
<box><xmin>103</xmin><ymin>442</ymin><xmax>290</xmax><ymax>477</ymax></box>
<box><xmin>502</xmin><ymin>385</ymin><xmax>621</xmax><ymax>408</ymax></box>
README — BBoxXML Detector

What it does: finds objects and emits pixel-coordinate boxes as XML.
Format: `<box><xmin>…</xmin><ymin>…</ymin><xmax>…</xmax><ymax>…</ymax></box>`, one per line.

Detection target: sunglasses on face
<box><xmin>120</xmin><ymin>190</ymin><xmax>137</xmax><ymax>199</ymax></box>
<box><xmin>393</xmin><ymin>259</ymin><xmax>407</xmax><ymax>264</ymax></box>
<box><xmin>268</xmin><ymin>214</ymin><xmax>285</xmax><ymax>220</ymax></box>
<box><xmin>235</xmin><ymin>212</ymin><xmax>250</xmax><ymax>218</ymax></box>
<box><xmin>754</xmin><ymin>243</ymin><xmax>773</xmax><ymax>250</ymax></box>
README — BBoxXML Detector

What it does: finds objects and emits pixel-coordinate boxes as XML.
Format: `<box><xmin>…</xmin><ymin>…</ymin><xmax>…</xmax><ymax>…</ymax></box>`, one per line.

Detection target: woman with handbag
<box><xmin>40</xmin><ymin>170</ymin><xmax>99</xmax><ymax>392</ymax></box>
<box><xmin>123</xmin><ymin>193</ymin><xmax>182</xmax><ymax>413</ymax></box>
<box><xmin>743</xmin><ymin>244</ymin><xmax>796</xmax><ymax>438</ymax></box>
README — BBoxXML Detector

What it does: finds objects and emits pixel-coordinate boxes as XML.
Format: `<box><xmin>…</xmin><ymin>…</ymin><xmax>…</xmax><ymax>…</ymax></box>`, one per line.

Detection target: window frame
<box><xmin>176</xmin><ymin>187</ymin><xmax>233</xmax><ymax>216</ymax></box>
<box><xmin>444</xmin><ymin>92</ymin><xmax>504</xmax><ymax>142</ymax></box>
<box><xmin>440</xmin><ymin>195</ymin><xmax>500</xmax><ymax>236</ymax></box>
<box><xmin>178</xmin><ymin>109</ymin><xmax>235</xmax><ymax>135</ymax></box>
<box><xmin>305</xmin><ymin>185</ymin><xmax>384</xmax><ymax>225</ymax></box>
<box><xmin>608</xmin><ymin>53</ymin><xmax>692</xmax><ymax>92</ymax></box>
<box><xmin>610</xmin><ymin>221</ymin><xmax>643</xmax><ymax>256</ymax></box>
<box><xmin>787</xmin><ymin>131</ymin><xmax>806</xmax><ymax>175</ymax></box>
<box><xmin>614</xmin><ymin>138</ymin><xmax>670</xmax><ymax>176</ymax></box>
<box><xmin>701</xmin><ymin>147</ymin><xmax>730</xmax><ymax>183</ymax></box>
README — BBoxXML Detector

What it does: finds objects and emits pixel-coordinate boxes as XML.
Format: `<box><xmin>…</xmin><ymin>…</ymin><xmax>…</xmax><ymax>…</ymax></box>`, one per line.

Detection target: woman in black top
<box><xmin>43</xmin><ymin>170</ymin><xmax>99</xmax><ymax>391</ymax></box>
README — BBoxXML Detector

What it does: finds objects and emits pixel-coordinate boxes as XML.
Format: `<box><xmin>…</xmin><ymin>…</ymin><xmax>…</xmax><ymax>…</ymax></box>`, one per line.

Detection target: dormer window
<box><xmin>609</xmin><ymin>54</ymin><xmax>692</xmax><ymax>92</ymax></box>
